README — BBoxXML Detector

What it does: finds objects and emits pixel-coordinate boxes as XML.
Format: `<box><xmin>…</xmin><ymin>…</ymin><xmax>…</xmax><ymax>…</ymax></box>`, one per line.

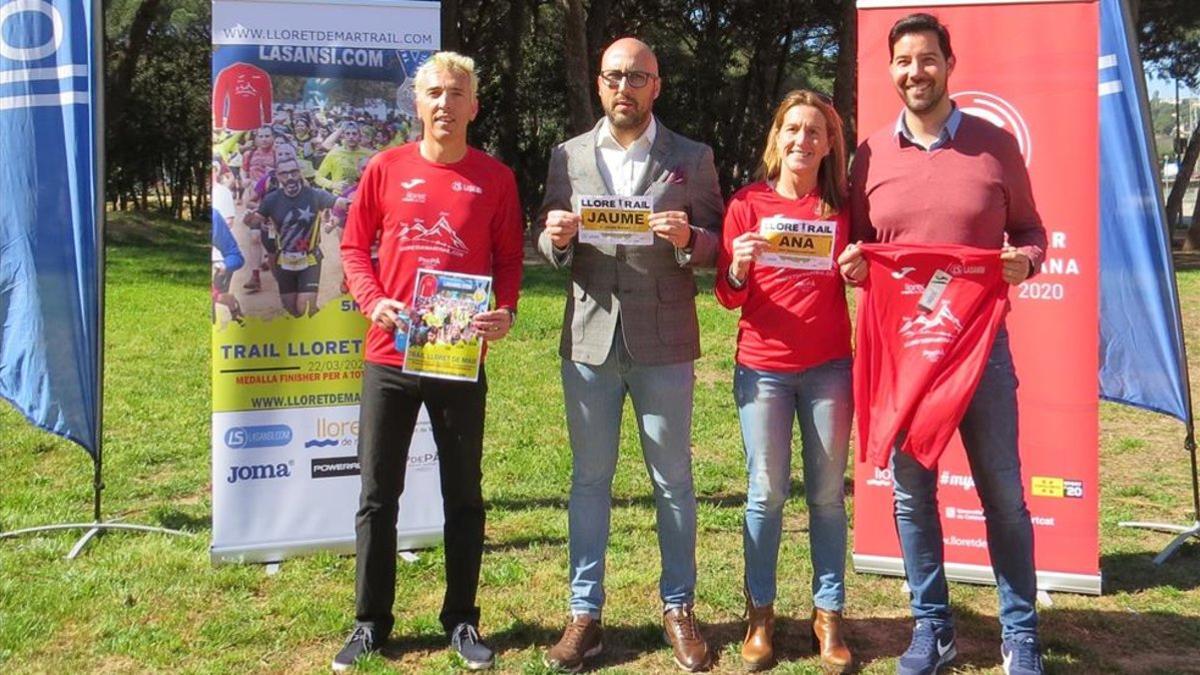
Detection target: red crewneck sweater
<box><xmin>849</xmin><ymin>113</ymin><xmax>1046</xmax><ymax>271</ymax></box>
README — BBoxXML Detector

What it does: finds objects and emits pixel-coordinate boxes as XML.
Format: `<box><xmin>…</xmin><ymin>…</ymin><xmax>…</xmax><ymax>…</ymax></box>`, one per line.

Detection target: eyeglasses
<box><xmin>599</xmin><ymin>70</ymin><xmax>658</xmax><ymax>89</ymax></box>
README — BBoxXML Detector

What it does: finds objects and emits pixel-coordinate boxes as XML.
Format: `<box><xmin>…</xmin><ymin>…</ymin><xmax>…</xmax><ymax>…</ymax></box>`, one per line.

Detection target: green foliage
<box><xmin>1139</xmin><ymin>0</ymin><xmax>1200</xmax><ymax>87</ymax></box>
<box><xmin>105</xmin><ymin>0</ymin><xmax>210</xmax><ymax>219</ymax></box>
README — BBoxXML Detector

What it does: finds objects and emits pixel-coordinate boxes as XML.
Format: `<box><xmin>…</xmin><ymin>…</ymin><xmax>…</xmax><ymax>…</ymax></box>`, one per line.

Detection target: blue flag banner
<box><xmin>1097</xmin><ymin>0</ymin><xmax>1191</xmax><ymax>423</ymax></box>
<box><xmin>0</xmin><ymin>0</ymin><xmax>101</xmax><ymax>455</ymax></box>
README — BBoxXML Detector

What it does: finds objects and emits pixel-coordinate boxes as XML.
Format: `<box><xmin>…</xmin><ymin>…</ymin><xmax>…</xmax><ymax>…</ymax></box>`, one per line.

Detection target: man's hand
<box><xmin>837</xmin><ymin>242</ymin><xmax>868</xmax><ymax>283</ymax></box>
<box><xmin>729</xmin><ymin>232</ymin><xmax>768</xmax><ymax>283</ymax></box>
<box><xmin>1000</xmin><ymin>246</ymin><xmax>1033</xmax><ymax>285</ymax></box>
<box><xmin>471</xmin><ymin>308</ymin><xmax>514</xmax><ymax>342</ymax></box>
<box><xmin>544</xmin><ymin>210</ymin><xmax>580</xmax><ymax>249</ymax></box>
<box><xmin>649</xmin><ymin>211</ymin><xmax>693</xmax><ymax>248</ymax></box>
<box><xmin>370</xmin><ymin>298</ymin><xmax>408</xmax><ymax>333</ymax></box>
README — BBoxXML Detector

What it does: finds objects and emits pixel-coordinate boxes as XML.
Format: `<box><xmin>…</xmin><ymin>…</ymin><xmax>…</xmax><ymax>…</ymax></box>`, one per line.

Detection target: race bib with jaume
<box><xmin>578</xmin><ymin>195</ymin><xmax>653</xmax><ymax>246</ymax></box>
<box><xmin>758</xmin><ymin>216</ymin><xmax>836</xmax><ymax>270</ymax></box>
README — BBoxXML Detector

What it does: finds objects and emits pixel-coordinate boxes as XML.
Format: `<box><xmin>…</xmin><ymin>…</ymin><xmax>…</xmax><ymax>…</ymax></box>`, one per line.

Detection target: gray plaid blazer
<box><xmin>536</xmin><ymin>118</ymin><xmax>724</xmax><ymax>366</ymax></box>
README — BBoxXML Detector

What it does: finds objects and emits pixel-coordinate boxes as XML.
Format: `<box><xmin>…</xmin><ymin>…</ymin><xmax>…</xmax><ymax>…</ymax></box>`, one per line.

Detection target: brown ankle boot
<box><xmin>742</xmin><ymin>603</ymin><xmax>775</xmax><ymax>671</ymax></box>
<box><xmin>811</xmin><ymin>608</ymin><xmax>853</xmax><ymax>673</ymax></box>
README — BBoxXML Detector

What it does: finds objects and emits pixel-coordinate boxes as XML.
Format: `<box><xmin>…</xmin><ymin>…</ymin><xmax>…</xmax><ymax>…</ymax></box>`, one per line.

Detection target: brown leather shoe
<box><xmin>544</xmin><ymin>614</ymin><xmax>603</xmax><ymax>673</ymax></box>
<box><xmin>663</xmin><ymin>606</ymin><xmax>712</xmax><ymax>672</ymax></box>
<box><xmin>741</xmin><ymin>602</ymin><xmax>775</xmax><ymax>671</ymax></box>
<box><xmin>810</xmin><ymin>608</ymin><xmax>853</xmax><ymax>673</ymax></box>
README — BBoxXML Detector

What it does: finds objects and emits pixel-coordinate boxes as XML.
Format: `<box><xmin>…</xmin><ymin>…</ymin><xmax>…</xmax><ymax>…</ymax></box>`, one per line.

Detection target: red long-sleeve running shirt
<box><xmin>212</xmin><ymin>63</ymin><xmax>273</xmax><ymax>132</ymax></box>
<box><xmin>715</xmin><ymin>182</ymin><xmax>851</xmax><ymax>372</ymax></box>
<box><xmin>342</xmin><ymin>143</ymin><xmax>524</xmax><ymax>367</ymax></box>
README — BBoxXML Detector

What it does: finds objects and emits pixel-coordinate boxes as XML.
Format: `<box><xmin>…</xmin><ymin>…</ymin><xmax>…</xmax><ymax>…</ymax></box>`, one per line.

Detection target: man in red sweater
<box><xmin>838</xmin><ymin>13</ymin><xmax>1047</xmax><ymax>675</ymax></box>
<box><xmin>334</xmin><ymin>51</ymin><xmax>524</xmax><ymax>672</ymax></box>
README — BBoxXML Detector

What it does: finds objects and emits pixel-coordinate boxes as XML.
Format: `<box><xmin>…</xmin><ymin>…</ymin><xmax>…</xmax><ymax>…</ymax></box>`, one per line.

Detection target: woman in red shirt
<box><xmin>715</xmin><ymin>90</ymin><xmax>853</xmax><ymax>673</ymax></box>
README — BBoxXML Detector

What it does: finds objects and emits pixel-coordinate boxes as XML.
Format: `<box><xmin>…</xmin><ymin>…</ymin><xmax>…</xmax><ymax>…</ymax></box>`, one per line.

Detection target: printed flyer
<box><xmin>758</xmin><ymin>216</ymin><xmax>837</xmax><ymax>270</ymax></box>
<box><xmin>401</xmin><ymin>270</ymin><xmax>492</xmax><ymax>382</ymax></box>
<box><xmin>578</xmin><ymin>194</ymin><xmax>653</xmax><ymax>246</ymax></box>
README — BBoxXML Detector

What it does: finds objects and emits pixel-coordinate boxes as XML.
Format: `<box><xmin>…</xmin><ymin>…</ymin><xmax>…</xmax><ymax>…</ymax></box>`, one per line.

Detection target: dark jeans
<box><xmin>354</xmin><ymin>361</ymin><xmax>487</xmax><ymax>638</ymax></box>
<box><xmin>890</xmin><ymin>329</ymin><xmax>1038</xmax><ymax>640</ymax></box>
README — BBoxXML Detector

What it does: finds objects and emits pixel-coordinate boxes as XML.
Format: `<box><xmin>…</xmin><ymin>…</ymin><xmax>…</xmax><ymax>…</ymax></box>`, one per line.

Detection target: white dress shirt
<box><xmin>595</xmin><ymin>117</ymin><xmax>657</xmax><ymax>196</ymax></box>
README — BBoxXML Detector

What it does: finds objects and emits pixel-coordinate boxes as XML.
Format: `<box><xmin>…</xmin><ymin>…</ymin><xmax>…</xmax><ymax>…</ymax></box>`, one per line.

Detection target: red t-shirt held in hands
<box><xmin>853</xmin><ymin>243</ymin><xmax>1009</xmax><ymax>469</ymax></box>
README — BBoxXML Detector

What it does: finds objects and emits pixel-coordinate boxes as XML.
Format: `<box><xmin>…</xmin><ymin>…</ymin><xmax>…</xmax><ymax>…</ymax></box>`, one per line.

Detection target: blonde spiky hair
<box><xmin>414</xmin><ymin>51</ymin><xmax>478</xmax><ymax>98</ymax></box>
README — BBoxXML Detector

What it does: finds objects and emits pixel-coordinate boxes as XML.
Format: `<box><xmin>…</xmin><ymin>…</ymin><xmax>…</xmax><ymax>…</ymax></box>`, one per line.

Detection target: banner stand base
<box><xmin>1117</xmin><ymin>520</ymin><xmax>1200</xmax><ymax>565</ymax></box>
<box><xmin>853</xmin><ymin>553</ymin><xmax>1103</xmax><ymax>595</ymax></box>
<box><xmin>0</xmin><ymin>521</ymin><xmax>192</xmax><ymax>560</ymax></box>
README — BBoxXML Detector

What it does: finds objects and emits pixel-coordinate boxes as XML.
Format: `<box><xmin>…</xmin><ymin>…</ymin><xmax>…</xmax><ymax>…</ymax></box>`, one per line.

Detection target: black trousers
<box><xmin>354</xmin><ymin>361</ymin><xmax>487</xmax><ymax>637</ymax></box>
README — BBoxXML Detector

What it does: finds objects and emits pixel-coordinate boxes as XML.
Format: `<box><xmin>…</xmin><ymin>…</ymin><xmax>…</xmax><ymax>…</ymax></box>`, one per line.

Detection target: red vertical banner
<box><xmin>852</xmin><ymin>1</ymin><xmax>1101</xmax><ymax>593</ymax></box>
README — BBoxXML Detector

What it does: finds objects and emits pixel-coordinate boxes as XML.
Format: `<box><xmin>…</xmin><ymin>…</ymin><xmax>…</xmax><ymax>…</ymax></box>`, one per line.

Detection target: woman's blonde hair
<box><xmin>757</xmin><ymin>90</ymin><xmax>848</xmax><ymax>217</ymax></box>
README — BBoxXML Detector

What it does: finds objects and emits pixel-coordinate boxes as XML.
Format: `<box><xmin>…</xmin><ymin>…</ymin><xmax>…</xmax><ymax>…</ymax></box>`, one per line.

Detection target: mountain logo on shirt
<box><xmin>396</xmin><ymin>215</ymin><xmax>469</xmax><ymax>257</ymax></box>
<box><xmin>898</xmin><ymin>301</ymin><xmax>962</xmax><ymax>349</ymax></box>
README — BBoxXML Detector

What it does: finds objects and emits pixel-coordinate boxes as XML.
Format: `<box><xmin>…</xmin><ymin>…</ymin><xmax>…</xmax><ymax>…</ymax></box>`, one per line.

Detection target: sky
<box><xmin>1148</xmin><ymin>75</ymin><xmax>1199</xmax><ymax>101</ymax></box>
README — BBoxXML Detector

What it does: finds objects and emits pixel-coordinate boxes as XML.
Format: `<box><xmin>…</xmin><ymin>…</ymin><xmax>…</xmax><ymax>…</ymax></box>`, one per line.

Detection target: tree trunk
<box><xmin>1168</xmin><ymin>124</ymin><xmax>1200</xmax><ymax>229</ymax></box>
<box><xmin>585</xmin><ymin>0</ymin><xmax>611</xmax><ymax>71</ymax></box>
<box><xmin>108</xmin><ymin>0</ymin><xmax>162</xmax><ymax>129</ymax></box>
<box><xmin>441</xmin><ymin>0</ymin><xmax>461</xmax><ymax>52</ymax></box>
<box><xmin>1188</xmin><ymin>184</ymin><xmax>1200</xmax><ymax>250</ymax></box>
<box><xmin>559</xmin><ymin>0</ymin><xmax>594</xmax><ymax>135</ymax></box>
<box><xmin>833</xmin><ymin>0</ymin><xmax>858</xmax><ymax>152</ymax></box>
<box><xmin>497</xmin><ymin>0</ymin><xmax>526</xmax><ymax>168</ymax></box>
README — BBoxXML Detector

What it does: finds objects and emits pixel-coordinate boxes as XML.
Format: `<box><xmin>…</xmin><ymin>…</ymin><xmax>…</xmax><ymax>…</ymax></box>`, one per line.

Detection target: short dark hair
<box><xmin>888</xmin><ymin>13</ymin><xmax>953</xmax><ymax>61</ymax></box>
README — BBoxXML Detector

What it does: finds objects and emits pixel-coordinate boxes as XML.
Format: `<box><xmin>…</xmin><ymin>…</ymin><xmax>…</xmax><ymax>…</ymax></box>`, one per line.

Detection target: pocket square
<box><xmin>659</xmin><ymin>167</ymin><xmax>687</xmax><ymax>185</ymax></box>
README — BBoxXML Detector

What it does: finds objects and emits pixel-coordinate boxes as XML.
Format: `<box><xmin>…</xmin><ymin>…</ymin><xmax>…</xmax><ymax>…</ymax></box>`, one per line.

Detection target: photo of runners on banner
<box><xmin>397</xmin><ymin>269</ymin><xmax>493</xmax><ymax>382</ymax></box>
<box><xmin>758</xmin><ymin>215</ymin><xmax>837</xmax><ymax>270</ymax></box>
<box><xmin>577</xmin><ymin>194</ymin><xmax>654</xmax><ymax>246</ymax></box>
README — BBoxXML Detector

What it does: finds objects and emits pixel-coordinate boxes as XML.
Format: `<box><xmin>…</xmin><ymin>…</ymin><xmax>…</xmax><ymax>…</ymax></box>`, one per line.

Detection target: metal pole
<box><xmin>92</xmin><ymin>0</ymin><xmax>106</xmax><ymax>525</ymax></box>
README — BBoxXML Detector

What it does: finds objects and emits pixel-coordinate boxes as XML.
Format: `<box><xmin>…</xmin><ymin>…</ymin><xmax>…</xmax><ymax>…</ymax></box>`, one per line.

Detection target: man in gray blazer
<box><xmin>537</xmin><ymin>37</ymin><xmax>724</xmax><ymax>673</ymax></box>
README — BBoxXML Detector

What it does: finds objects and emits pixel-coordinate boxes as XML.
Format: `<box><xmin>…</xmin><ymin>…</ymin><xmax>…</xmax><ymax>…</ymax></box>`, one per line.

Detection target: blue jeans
<box><xmin>561</xmin><ymin>337</ymin><xmax>697</xmax><ymax>617</ymax></box>
<box><xmin>890</xmin><ymin>329</ymin><xmax>1038</xmax><ymax>640</ymax></box>
<box><xmin>734</xmin><ymin>359</ymin><xmax>852</xmax><ymax>611</ymax></box>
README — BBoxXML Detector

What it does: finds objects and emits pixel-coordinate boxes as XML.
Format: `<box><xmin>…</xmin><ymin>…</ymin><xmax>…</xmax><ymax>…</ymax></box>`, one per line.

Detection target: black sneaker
<box><xmin>450</xmin><ymin>622</ymin><xmax>495</xmax><ymax>670</ymax></box>
<box><xmin>331</xmin><ymin>625</ymin><xmax>380</xmax><ymax>672</ymax></box>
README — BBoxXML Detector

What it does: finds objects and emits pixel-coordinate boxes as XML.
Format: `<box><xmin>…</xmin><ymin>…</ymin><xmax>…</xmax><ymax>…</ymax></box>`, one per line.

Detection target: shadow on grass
<box><xmin>1100</xmin><ymin>546</ymin><xmax>1200</xmax><ymax>593</ymax></box>
<box><xmin>351</xmin><ymin>589</ymin><xmax>1200</xmax><ymax>672</ymax></box>
<box><xmin>151</xmin><ymin>507</ymin><xmax>212</xmax><ymax>533</ymax></box>
<box><xmin>483</xmin><ymin>532</ymin><xmax>566</xmax><ymax>553</ymax></box>
<box><xmin>487</xmin><ymin>477</ymin><xmax>828</xmax><ymax>513</ymax></box>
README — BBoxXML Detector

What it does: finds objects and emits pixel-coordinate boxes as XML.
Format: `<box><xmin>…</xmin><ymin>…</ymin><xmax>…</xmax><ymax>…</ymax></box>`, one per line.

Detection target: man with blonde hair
<box><xmin>333</xmin><ymin>50</ymin><xmax>524</xmax><ymax>672</ymax></box>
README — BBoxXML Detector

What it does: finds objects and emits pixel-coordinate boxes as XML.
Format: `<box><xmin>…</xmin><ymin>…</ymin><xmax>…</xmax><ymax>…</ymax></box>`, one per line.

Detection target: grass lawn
<box><xmin>2</xmin><ymin>212</ymin><xmax>1200</xmax><ymax>673</ymax></box>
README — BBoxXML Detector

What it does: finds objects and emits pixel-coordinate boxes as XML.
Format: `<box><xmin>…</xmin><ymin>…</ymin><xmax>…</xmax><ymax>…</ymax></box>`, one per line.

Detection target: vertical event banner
<box><xmin>210</xmin><ymin>0</ymin><xmax>441</xmax><ymax>562</ymax></box>
<box><xmin>853</xmin><ymin>0</ymin><xmax>1101</xmax><ymax>593</ymax></box>
<box><xmin>0</xmin><ymin>0</ymin><xmax>100</xmax><ymax>456</ymax></box>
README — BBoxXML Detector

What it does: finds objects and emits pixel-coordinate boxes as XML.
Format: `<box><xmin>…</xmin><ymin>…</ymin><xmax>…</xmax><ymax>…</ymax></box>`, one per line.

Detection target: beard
<box><xmin>606</xmin><ymin>101</ymin><xmax>647</xmax><ymax>130</ymax></box>
<box><xmin>902</xmin><ymin>80</ymin><xmax>947</xmax><ymax>114</ymax></box>
<box><xmin>282</xmin><ymin>180</ymin><xmax>302</xmax><ymax>197</ymax></box>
